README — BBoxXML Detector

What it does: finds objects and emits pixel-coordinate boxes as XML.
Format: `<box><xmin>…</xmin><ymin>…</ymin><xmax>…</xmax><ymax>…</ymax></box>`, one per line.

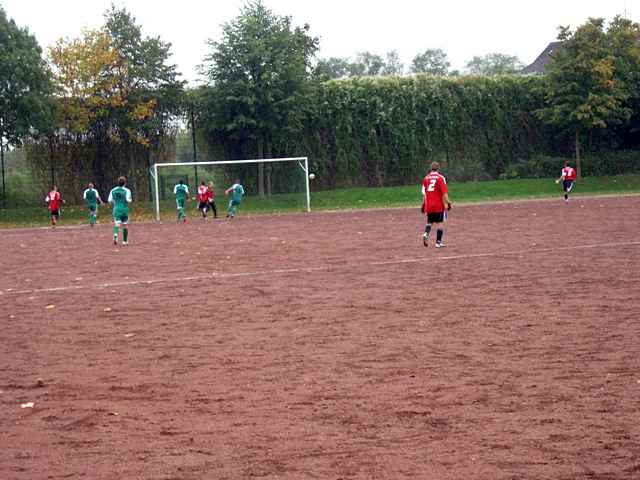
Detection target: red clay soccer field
<box><xmin>1</xmin><ymin>195</ymin><xmax>640</xmax><ymax>480</ymax></box>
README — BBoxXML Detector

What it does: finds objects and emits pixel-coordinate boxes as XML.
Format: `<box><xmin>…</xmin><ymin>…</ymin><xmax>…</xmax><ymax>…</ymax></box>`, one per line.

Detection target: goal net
<box><xmin>150</xmin><ymin>157</ymin><xmax>311</xmax><ymax>222</ymax></box>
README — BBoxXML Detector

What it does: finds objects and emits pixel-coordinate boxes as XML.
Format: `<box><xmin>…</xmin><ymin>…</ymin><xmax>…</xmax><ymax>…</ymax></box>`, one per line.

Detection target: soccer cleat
<box><xmin>423</xmin><ymin>233</ymin><xmax>429</xmax><ymax>247</ymax></box>
<box><xmin>435</xmin><ymin>241</ymin><xmax>445</xmax><ymax>248</ymax></box>
<box><xmin>113</xmin><ymin>238</ymin><xmax>118</xmax><ymax>246</ymax></box>
<box><xmin>122</xmin><ymin>241</ymin><xmax>128</xmax><ymax>246</ymax></box>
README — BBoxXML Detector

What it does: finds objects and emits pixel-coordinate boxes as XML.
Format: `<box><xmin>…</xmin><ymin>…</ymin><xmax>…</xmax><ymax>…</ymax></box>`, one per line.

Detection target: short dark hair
<box><xmin>118</xmin><ymin>176</ymin><xmax>126</xmax><ymax>187</ymax></box>
<box><xmin>201</xmin><ymin>181</ymin><xmax>205</xmax><ymax>185</ymax></box>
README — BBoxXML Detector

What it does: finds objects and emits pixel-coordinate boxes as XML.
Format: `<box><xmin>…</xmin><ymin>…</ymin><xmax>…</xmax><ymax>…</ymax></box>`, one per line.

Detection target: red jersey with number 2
<box><xmin>422</xmin><ymin>172</ymin><xmax>448</xmax><ymax>213</ymax></box>
<box><xmin>562</xmin><ymin>166</ymin><xmax>576</xmax><ymax>181</ymax></box>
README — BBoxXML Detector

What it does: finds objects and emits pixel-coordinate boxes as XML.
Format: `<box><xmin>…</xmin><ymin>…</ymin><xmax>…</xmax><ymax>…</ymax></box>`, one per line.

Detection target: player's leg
<box><xmin>51</xmin><ymin>210</ymin><xmax>59</xmax><ymax>227</ymax></box>
<box><xmin>113</xmin><ymin>218</ymin><xmax>121</xmax><ymax>245</ymax></box>
<box><xmin>435</xmin><ymin>222</ymin><xmax>445</xmax><ymax>247</ymax></box>
<box><xmin>565</xmin><ymin>180</ymin><xmax>574</xmax><ymax>202</ymax></box>
<box><xmin>423</xmin><ymin>218</ymin><xmax>432</xmax><ymax>247</ymax></box>
<box><xmin>211</xmin><ymin>200</ymin><xmax>218</xmax><ymax>218</ymax></box>
<box><xmin>122</xmin><ymin>217</ymin><xmax>129</xmax><ymax>245</ymax></box>
<box><xmin>226</xmin><ymin>200</ymin><xmax>235</xmax><ymax>218</ymax></box>
<box><xmin>435</xmin><ymin>212</ymin><xmax>446</xmax><ymax>248</ymax></box>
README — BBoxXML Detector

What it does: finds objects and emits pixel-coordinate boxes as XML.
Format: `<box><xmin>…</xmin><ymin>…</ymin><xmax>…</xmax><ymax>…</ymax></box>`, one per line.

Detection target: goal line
<box><xmin>149</xmin><ymin>157</ymin><xmax>311</xmax><ymax>222</ymax></box>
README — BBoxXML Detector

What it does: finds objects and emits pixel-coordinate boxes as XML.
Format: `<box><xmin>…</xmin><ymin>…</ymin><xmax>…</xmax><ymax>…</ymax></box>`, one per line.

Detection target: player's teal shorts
<box><xmin>113</xmin><ymin>213</ymin><xmax>129</xmax><ymax>224</ymax></box>
<box><xmin>87</xmin><ymin>203</ymin><xmax>97</xmax><ymax>213</ymax></box>
<box><xmin>176</xmin><ymin>199</ymin><xmax>186</xmax><ymax>209</ymax></box>
<box><xmin>230</xmin><ymin>199</ymin><xmax>241</xmax><ymax>206</ymax></box>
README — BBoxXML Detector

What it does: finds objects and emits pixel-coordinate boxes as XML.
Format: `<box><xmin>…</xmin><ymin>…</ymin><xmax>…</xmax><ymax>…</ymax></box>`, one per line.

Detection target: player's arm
<box><xmin>556</xmin><ymin>171</ymin><xmax>566</xmax><ymax>184</ymax></box>
<box><xmin>108</xmin><ymin>190</ymin><xmax>114</xmax><ymax>204</ymax></box>
<box><xmin>443</xmin><ymin>192</ymin><xmax>452</xmax><ymax>210</ymax></box>
<box><xmin>126</xmin><ymin>189</ymin><xmax>132</xmax><ymax>203</ymax></box>
<box><xmin>225</xmin><ymin>186</ymin><xmax>232</xmax><ymax>195</ymax></box>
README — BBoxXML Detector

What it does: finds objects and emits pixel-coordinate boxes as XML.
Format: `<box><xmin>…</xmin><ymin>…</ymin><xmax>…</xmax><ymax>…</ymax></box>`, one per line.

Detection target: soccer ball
<box><xmin>309</xmin><ymin>173</ymin><xmax>316</xmax><ymax>180</ymax></box>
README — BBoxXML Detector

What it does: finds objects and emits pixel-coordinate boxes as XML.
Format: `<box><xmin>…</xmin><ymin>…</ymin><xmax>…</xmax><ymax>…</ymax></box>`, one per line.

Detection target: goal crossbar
<box><xmin>150</xmin><ymin>157</ymin><xmax>310</xmax><ymax>221</ymax></box>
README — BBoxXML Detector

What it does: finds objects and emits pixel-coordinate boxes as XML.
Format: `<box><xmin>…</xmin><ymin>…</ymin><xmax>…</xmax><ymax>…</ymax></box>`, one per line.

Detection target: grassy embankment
<box><xmin>1</xmin><ymin>174</ymin><xmax>639</xmax><ymax>228</ymax></box>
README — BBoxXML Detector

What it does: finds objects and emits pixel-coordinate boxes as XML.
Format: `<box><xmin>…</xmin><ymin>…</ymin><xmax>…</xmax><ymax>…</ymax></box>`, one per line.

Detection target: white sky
<box><xmin>2</xmin><ymin>0</ymin><xmax>635</xmax><ymax>83</ymax></box>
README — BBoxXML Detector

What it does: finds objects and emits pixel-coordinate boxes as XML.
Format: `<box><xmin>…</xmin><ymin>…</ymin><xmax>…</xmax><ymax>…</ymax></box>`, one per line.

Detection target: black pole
<box><xmin>190</xmin><ymin>107</ymin><xmax>198</xmax><ymax>187</ymax></box>
<box><xmin>49</xmin><ymin>136</ymin><xmax>55</xmax><ymax>187</ymax></box>
<box><xmin>1</xmin><ymin>140</ymin><xmax>5</xmax><ymax>209</ymax></box>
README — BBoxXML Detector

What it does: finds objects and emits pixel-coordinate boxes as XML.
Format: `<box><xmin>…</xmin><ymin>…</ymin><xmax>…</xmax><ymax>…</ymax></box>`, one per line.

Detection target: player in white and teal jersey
<box><xmin>224</xmin><ymin>179</ymin><xmax>245</xmax><ymax>218</ymax></box>
<box><xmin>83</xmin><ymin>182</ymin><xmax>103</xmax><ymax>227</ymax></box>
<box><xmin>173</xmin><ymin>180</ymin><xmax>190</xmax><ymax>223</ymax></box>
<box><xmin>108</xmin><ymin>176</ymin><xmax>132</xmax><ymax>246</ymax></box>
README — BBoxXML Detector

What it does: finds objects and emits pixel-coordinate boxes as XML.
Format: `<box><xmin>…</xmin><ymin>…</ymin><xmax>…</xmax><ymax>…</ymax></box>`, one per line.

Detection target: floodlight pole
<box><xmin>153</xmin><ymin>163</ymin><xmax>160</xmax><ymax>222</ymax></box>
<box><xmin>1</xmin><ymin>140</ymin><xmax>5</xmax><ymax>209</ymax></box>
<box><xmin>191</xmin><ymin>107</ymin><xmax>198</xmax><ymax>187</ymax></box>
<box><xmin>305</xmin><ymin>157</ymin><xmax>311</xmax><ymax>213</ymax></box>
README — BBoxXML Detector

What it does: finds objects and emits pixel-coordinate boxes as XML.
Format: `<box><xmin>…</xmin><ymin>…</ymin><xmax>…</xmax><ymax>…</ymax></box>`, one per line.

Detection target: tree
<box><xmin>536</xmin><ymin>17</ymin><xmax>640</xmax><ymax>177</ymax></box>
<box><xmin>314</xmin><ymin>57</ymin><xmax>352</xmax><ymax>80</ymax></box>
<box><xmin>465</xmin><ymin>53</ymin><xmax>523</xmax><ymax>75</ymax></box>
<box><xmin>201</xmin><ymin>0</ymin><xmax>318</xmax><ymax>196</ymax></box>
<box><xmin>45</xmin><ymin>5</ymin><xmax>184</xmax><ymax>196</ymax></box>
<box><xmin>349</xmin><ymin>51</ymin><xmax>385</xmax><ymax>77</ymax></box>
<box><xmin>411</xmin><ymin>48</ymin><xmax>450</xmax><ymax>75</ymax></box>
<box><xmin>382</xmin><ymin>50</ymin><xmax>404</xmax><ymax>76</ymax></box>
<box><xmin>0</xmin><ymin>6</ymin><xmax>53</xmax><ymax>207</ymax></box>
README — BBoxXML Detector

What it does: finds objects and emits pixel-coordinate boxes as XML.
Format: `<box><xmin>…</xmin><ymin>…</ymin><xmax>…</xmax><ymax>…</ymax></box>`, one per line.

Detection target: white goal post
<box><xmin>149</xmin><ymin>157</ymin><xmax>311</xmax><ymax>222</ymax></box>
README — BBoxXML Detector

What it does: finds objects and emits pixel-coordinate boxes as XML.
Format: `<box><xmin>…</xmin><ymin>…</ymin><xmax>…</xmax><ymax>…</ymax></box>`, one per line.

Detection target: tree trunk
<box><xmin>575</xmin><ymin>130</ymin><xmax>582</xmax><ymax>179</ymax></box>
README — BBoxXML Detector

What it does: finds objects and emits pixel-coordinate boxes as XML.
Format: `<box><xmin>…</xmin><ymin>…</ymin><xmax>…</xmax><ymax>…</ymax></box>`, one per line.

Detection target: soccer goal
<box><xmin>149</xmin><ymin>157</ymin><xmax>311</xmax><ymax>222</ymax></box>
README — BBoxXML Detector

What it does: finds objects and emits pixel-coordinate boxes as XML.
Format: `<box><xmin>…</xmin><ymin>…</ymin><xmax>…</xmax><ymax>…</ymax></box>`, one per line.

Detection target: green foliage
<box><xmin>25</xmin><ymin>4</ymin><xmax>184</xmax><ymax>201</ymax></box>
<box><xmin>283</xmin><ymin>74</ymin><xmax>552</xmax><ymax>188</ymax></box>
<box><xmin>350</xmin><ymin>51</ymin><xmax>386</xmax><ymax>76</ymax></box>
<box><xmin>313</xmin><ymin>57</ymin><xmax>352</xmax><ymax>80</ymax></box>
<box><xmin>411</xmin><ymin>49</ymin><xmax>450</xmax><ymax>76</ymax></box>
<box><xmin>536</xmin><ymin>17</ymin><xmax>640</xmax><ymax>176</ymax></box>
<box><xmin>382</xmin><ymin>50</ymin><xmax>404</xmax><ymax>76</ymax></box>
<box><xmin>465</xmin><ymin>53</ymin><xmax>523</xmax><ymax>75</ymax></box>
<box><xmin>0</xmin><ymin>7</ymin><xmax>53</xmax><ymax>146</ymax></box>
<box><xmin>199</xmin><ymin>0</ymin><xmax>318</xmax><ymax>195</ymax></box>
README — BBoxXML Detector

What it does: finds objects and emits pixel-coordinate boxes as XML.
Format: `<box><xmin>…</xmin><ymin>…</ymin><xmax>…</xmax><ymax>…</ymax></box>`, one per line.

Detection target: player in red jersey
<box><xmin>555</xmin><ymin>161</ymin><xmax>577</xmax><ymax>203</ymax></box>
<box><xmin>196</xmin><ymin>181</ymin><xmax>212</xmax><ymax>221</ymax></box>
<box><xmin>421</xmin><ymin>162</ymin><xmax>452</xmax><ymax>248</ymax></box>
<box><xmin>45</xmin><ymin>186</ymin><xmax>64</xmax><ymax>227</ymax></box>
<box><xmin>207</xmin><ymin>181</ymin><xmax>218</xmax><ymax>219</ymax></box>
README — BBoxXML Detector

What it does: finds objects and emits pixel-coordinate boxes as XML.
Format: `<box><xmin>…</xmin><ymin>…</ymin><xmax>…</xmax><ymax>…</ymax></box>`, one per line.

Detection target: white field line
<box><xmin>3</xmin><ymin>240</ymin><xmax>640</xmax><ymax>297</ymax></box>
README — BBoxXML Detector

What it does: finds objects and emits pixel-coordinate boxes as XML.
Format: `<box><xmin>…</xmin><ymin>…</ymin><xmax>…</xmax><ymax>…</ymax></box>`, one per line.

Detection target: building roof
<box><xmin>521</xmin><ymin>41</ymin><xmax>563</xmax><ymax>74</ymax></box>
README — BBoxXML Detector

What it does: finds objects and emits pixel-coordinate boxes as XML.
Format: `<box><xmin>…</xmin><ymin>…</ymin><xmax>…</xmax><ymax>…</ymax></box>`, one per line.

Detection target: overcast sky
<box><xmin>2</xmin><ymin>0</ymin><xmax>635</xmax><ymax>83</ymax></box>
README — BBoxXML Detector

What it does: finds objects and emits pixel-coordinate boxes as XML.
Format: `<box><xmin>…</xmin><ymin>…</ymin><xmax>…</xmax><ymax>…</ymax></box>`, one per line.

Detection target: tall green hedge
<box><xmin>281</xmin><ymin>74</ymin><xmax>558</xmax><ymax>187</ymax></box>
<box><xmin>199</xmin><ymin>74</ymin><xmax>638</xmax><ymax>190</ymax></box>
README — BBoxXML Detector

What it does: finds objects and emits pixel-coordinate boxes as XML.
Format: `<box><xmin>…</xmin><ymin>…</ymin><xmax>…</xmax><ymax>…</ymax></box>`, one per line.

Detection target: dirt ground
<box><xmin>1</xmin><ymin>195</ymin><xmax>640</xmax><ymax>480</ymax></box>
